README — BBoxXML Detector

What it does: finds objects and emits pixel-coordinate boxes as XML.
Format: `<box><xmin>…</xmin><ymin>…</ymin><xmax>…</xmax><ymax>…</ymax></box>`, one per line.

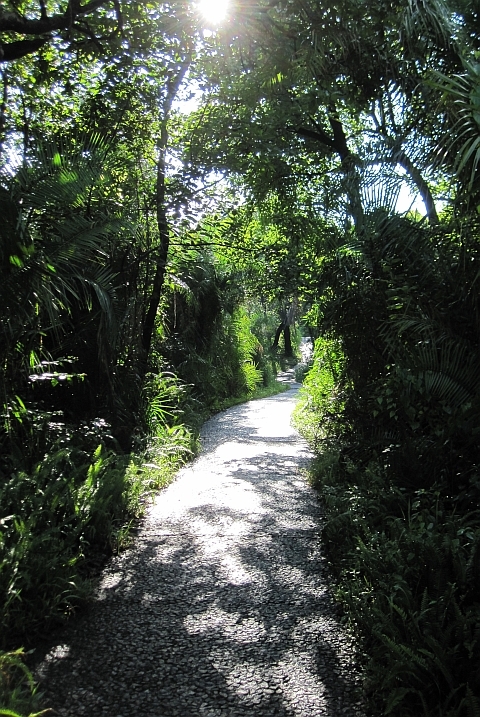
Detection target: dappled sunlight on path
<box><xmin>36</xmin><ymin>384</ymin><xmax>364</xmax><ymax>717</ymax></box>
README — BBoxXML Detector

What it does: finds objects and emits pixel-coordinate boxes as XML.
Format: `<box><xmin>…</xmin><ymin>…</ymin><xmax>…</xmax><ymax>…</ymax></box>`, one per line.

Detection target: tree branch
<box><xmin>393</xmin><ymin>148</ymin><xmax>439</xmax><ymax>223</ymax></box>
<box><xmin>293</xmin><ymin>125</ymin><xmax>337</xmax><ymax>151</ymax></box>
<box><xmin>0</xmin><ymin>0</ymin><xmax>112</xmax><ymax>62</ymax></box>
<box><xmin>0</xmin><ymin>37</ymin><xmax>49</xmax><ymax>61</ymax></box>
<box><xmin>327</xmin><ymin>105</ymin><xmax>350</xmax><ymax>161</ymax></box>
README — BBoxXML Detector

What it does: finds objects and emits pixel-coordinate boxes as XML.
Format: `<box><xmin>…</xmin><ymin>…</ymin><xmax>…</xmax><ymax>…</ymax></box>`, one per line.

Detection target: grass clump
<box><xmin>123</xmin><ymin>424</ymin><xmax>196</xmax><ymax>525</ymax></box>
<box><xmin>0</xmin><ymin>648</ymin><xmax>49</xmax><ymax>716</ymax></box>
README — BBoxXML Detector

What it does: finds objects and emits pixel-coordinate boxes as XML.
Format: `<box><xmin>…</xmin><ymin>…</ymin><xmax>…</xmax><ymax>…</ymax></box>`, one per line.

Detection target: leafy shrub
<box><xmin>163</xmin><ymin>299</ymin><xmax>269</xmax><ymax>409</ymax></box>
<box><xmin>292</xmin><ymin>335</ymin><xmax>347</xmax><ymax>448</ymax></box>
<box><xmin>0</xmin><ymin>367</ymin><xmax>196</xmax><ymax>646</ymax></box>
<box><xmin>141</xmin><ymin>371</ymin><xmax>191</xmax><ymax>435</ymax></box>
<box><xmin>297</xmin><ymin>217</ymin><xmax>480</xmax><ymax>715</ymax></box>
<box><xmin>0</xmin><ymin>444</ymin><xmax>126</xmax><ymax>641</ymax></box>
<box><xmin>307</xmin><ymin>452</ymin><xmax>480</xmax><ymax>716</ymax></box>
<box><xmin>232</xmin><ymin>308</ymin><xmax>265</xmax><ymax>393</ymax></box>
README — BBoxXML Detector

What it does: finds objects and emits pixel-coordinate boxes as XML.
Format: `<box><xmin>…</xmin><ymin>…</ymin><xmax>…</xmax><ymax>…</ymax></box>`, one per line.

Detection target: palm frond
<box><xmin>402</xmin><ymin>0</ymin><xmax>456</xmax><ymax>54</ymax></box>
<box><xmin>0</xmin><ymin>133</ymin><xmax>123</xmax><ymax>395</ymax></box>
<box><xmin>430</xmin><ymin>65</ymin><xmax>480</xmax><ymax>192</ymax></box>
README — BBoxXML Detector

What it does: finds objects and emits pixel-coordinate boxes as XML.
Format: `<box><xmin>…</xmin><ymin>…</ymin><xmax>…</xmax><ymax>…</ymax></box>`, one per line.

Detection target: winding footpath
<box><xmin>37</xmin><ymin>378</ymin><xmax>364</xmax><ymax>717</ymax></box>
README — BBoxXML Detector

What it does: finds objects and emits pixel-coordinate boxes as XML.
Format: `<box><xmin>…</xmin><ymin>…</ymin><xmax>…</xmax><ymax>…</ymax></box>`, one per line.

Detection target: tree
<box><xmin>141</xmin><ymin>48</ymin><xmax>192</xmax><ymax>363</ymax></box>
<box><xmin>0</xmin><ymin>0</ymin><xmax>203</xmax><ymax>444</ymax></box>
<box><xmin>184</xmin><ymin>0</ymin><xmax>478</xmax><ymax>230</ymax></box>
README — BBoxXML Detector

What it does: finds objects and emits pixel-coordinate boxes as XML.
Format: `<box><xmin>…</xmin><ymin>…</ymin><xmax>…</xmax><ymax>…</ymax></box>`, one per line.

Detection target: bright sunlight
<box><xmin>197</xmin><ymin>0</ymin><xmax>229</xmax><ymax>24</ymax></box>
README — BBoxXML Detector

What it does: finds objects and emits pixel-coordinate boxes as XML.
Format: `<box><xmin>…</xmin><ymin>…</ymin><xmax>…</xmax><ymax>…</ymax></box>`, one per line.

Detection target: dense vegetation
<box><xmin>1</xmin><ymin>0</ymin><xmax>480</xmax><ymax>714</ymax></box>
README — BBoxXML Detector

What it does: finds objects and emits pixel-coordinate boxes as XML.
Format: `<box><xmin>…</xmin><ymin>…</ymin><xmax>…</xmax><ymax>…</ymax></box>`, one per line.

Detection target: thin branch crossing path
<box><xmin>37</xmin><ymin>378</ymin><xmax>364</xmax><ymax>717</ymax></box>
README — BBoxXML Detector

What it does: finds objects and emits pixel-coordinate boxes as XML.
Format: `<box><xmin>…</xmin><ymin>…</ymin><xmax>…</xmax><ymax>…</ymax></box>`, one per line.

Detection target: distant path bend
<box><xmin>38</xmin><ymin>381</ymin><xmax>364</xmax><ymax>717</ymax></box>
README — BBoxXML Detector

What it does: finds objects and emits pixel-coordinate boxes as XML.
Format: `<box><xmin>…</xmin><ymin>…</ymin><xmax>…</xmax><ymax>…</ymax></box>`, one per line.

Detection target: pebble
<box><xmin>35</xmin><ymin>375</ymin><xmax>365</xmax><ymax>716</ymax></box>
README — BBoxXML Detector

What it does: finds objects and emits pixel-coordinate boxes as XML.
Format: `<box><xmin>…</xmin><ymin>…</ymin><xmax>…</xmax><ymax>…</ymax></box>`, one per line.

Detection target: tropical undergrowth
<box><xmin>0</xmin><ymin>138</ymin><xmax>285</xmax><ymax>713</ymax></box>
<box><xmin>0</xmin><ymin>380</ymin><xmax>194</xmax><ymax>645</ymax></box>
<box><xmin>0</xmin><ymin>648</ymin><xmax>49</xmax><ymax>717</ymax></box>
<box><xmin>160</xmin><ymin>252</ymin><xmax>281</xmax><ymax>414</ymax></box>
<box><xmin>0</xmin><ymin>249</ymin><xmax>278</xmax><ymax>716</ymax></box>
<box><xmin>293</xmin><ymin>212</ymin><xmax>480</xmax><ymax>717</ymax></box>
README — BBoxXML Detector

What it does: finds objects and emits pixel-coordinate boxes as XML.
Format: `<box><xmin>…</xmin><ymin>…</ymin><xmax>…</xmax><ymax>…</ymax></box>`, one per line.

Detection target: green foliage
<box><xmin>141</xmin><ymin>372</ymin><xmax>190</xmax><ymax>435</ymax></box>
<box><xmin>124</xmin><ymin>424</ymin><xmax>195</xmax><ymax>518</ymax></box>
<box><xmin>232</xmin><ymin>308</ymin><xmax>265</xmax><ymax>393</ymax></box>
<box><xmin>0</xmin><ymin>649</ymin><xmax>46</xmax><ymax>717</ymax></box>
<box><xmin>0</xmin><ymin>134</ymin><xmax>120</xmax><ymax>358</ymax></box>
<box><xmin>307</xmin><ymin>453</ymin><xmax>480</xmax><ymax>716</ymax></box>
<box><xmin>173</xmin><ymin>306</ymin><xmax>265</xmax><ymax>409</ymax></box>
<box><xmin>161</xmin><ymin>253</ymin><xmax>277</xmax><ymax>410</ymax></box>
<box><xmin>431</xmin><ymin>61</ymin><xmax>480</xmax><ymax>200</ymax></box>
<box><xmin>0</xmin><ymin>386</ymin><xmax>195</xmax><ymax>647</ymax></box>
<box><xmin>0</xmin><ymin>443</ymin><xmax>126</xmax><ymax>641</ymax></box>
<box><xmin>0</xmin><ymin>368</ymin><xmax>195</xmax><ymax>652</ymax></box>
<box><xmin>307</xmin><ymin>211</ymin><xmax>480</xmax><ymax>485</ymax></box>
<box><xmin>297</xmin><ymin>211</ymin><xmax>480</xmax><ymax>716</ymax></box>
<box><xmin>293</xmin><ymin>336</ymin><xmax>347</xmax><ymax>449</ymax></box>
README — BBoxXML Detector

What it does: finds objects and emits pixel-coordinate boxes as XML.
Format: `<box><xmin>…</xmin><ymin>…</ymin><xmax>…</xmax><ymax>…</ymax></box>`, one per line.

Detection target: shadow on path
<box><xmin>36</xmin><ymin>387</ymin><xmax>364</xmax><ymax>717</ymax></box>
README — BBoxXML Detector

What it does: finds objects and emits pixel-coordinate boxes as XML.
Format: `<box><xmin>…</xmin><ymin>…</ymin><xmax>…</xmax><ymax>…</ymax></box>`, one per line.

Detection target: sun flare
<box><xmin>197</xmin><ymin>0</ymin><xmax>229</xmax><ymax>24</ymax></box>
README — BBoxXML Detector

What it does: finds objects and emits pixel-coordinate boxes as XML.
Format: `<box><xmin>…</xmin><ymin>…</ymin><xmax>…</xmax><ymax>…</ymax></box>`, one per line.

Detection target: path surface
<box><xmin>37</xmin><ymin>381</ymin><xmax>364</xmax><ymax>717</ymax></box>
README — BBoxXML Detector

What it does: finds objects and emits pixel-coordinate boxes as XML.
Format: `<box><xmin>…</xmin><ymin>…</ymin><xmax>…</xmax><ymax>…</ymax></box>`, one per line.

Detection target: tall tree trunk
<box><xmin>272</xmin><ymin>304</ymin><xmax>296</xmax><ymax>356</ymax></box>
<box><xmin>141</xmin><ymin>125</ymin><xmax>169</xmax><ymax>359</ymax></box>
<box><xmin>370</xmin><ymin>95</ymin><xmax>439</xmax><ymax>224</ymax></box>
<box><xmin>328</xmin><ymin>106</ymin><xmax>364</xmax><ymax>232</ymax></box>
<box><xmin>0</xmin><ymin>68</ymin><xmax>7</xmax><ymax>155</ymax></box>
<box><xmin>284</xmin><ymin>325</ymin><xmax>293</xmax><ymax>356</ymax></box>
<box><xmin>272</xmin><ymin>320</ymin><xmax>284</xmax><ymax>350</ymax></box>
<box><xmin>141</xmin><ymin>55</ymin><xmax>191</xmax><ymax>364</ymax></box>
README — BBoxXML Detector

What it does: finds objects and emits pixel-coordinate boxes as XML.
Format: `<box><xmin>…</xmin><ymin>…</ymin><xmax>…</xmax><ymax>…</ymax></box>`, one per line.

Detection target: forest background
<box><xmin>0</xmin><ymin>0</ymin><xmax>480</xmax><ymax>715</ymax></box>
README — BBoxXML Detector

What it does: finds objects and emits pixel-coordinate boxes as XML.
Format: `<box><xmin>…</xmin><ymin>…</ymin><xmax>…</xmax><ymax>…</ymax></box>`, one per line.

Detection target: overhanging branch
<box><xmin>0</xmin><ymin>0</ymin><xmax>115</xmax><ymax>62</ymax></box>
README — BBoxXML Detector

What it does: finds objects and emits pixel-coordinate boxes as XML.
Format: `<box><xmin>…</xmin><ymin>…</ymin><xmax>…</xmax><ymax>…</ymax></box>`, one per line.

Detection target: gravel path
<box><xmin>36</xmin><ymin>380</ymin><xmax>364</xmax><ymax>717</ymax></box>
